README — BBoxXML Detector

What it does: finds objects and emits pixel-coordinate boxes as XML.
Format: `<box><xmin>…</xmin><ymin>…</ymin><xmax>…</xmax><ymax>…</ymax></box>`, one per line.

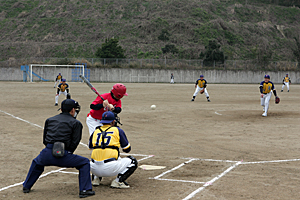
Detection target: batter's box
<box><xmin>150</xmin><ymin>158</ymin><xmax>237</xmax><ymax>184</ymax></box>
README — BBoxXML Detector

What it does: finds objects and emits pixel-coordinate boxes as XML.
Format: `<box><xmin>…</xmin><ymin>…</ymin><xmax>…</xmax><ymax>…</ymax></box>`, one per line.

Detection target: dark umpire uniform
<box><xmin>23</xmin><ymin>99</ymin><xmax>95</xmax><ymax>198</ymax></box>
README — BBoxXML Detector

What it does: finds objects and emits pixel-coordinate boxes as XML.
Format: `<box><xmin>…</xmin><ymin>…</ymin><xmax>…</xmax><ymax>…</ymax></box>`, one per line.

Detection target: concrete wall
<box><xmin>1</xmin><ymin>67</ymin><xmax>300</xmax><ymax>84</ymax></box>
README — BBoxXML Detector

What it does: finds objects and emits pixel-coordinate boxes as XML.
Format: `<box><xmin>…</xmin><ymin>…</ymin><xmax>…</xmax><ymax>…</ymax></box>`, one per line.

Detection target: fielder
<box><xmin>89</xmin><ymin>111</ymin><xmax>137</xmax><ymax>189</ymax></box>
<box><xmin>170</xmin><ymin>73</ymin><xmax>174</xmax><ymax>84</ymax></box>
<box><xmin>86</xmin><ymin>83</ymin><xmax>127</xmax><ymax>136</ymax></box>
<box><xmin>260</xmin><ymin>75</ymin><xmax>279</xmax><ymax>117</ymax></box>
<box><xmin>54</xmin><ymin>73</ymin><xmax>62</xmax><ymax>88</ymax></box>
<box><xmin>191</xmin><ymin>75</ymin><xmax>211</xmax><ymax>102</ymax></box>
<box><xmin>281</xmin><ymin>74</ymin><xmax>291</xmax><ymax>92</ymax></box>
<box><xmin>55</xmin><ymin>79</ymin><xmax>70</xmax><ymax>106</ymax></box>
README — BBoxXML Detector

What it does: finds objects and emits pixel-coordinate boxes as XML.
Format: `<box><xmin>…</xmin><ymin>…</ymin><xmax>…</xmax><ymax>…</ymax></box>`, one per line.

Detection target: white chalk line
<box><xmin>214</xmin><ymin>111</ymin><xmax>222</xmax><ymax>116</ymax></box>
<box><xmin>0</xmin><ymin>109</ymin><xmax>154</xmax><ymax>192</ymax></box>
<box><xmin>242</xmin><ymin>158</ymin><xmax>300</xmax><ymax>165</ymax></box>
<box><xmin>153</xmin><ymin>158</ymin><xmax>196</xmax><ymax>179</ymax></box>
<box><xmin>150</xmin><ymin>178</ymin><xmax>205</xmax><ymax>184</ymax></box>
<box><xmin>0</xmin><ymin>168</ymin><xmax>66</xmax><ymax>192</ymax></box>
<box><xmin>182</xmin><ymin>161</ymin><xmax>242</xmax><ymax>200</ymax></box>
<box><xmin>181</xmin><ymin>157</ymin><xmax>239</xmax><ymax>163</ymax></box>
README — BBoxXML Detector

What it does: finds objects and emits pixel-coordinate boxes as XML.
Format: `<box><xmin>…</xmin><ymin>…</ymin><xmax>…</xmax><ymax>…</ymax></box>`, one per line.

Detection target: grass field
<box><xmin>0</xmin><ymin>82</ymin><xmax>299</xmax><ymax>199</ymax></box>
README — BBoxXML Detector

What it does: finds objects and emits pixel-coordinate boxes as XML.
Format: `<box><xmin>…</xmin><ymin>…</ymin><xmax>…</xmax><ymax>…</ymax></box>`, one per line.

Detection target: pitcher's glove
<box><xmin>275</xmin><ymin>96</ymin><xmax>280</xmax><ymax>104</ymax></box>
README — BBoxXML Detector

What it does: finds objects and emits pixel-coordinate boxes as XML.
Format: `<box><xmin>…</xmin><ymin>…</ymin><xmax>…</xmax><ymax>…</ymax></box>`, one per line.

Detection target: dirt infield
<box><xmin>0</xmin><ymin>82</ymin><xmax>299</xmax><ymax>200</ymax></box>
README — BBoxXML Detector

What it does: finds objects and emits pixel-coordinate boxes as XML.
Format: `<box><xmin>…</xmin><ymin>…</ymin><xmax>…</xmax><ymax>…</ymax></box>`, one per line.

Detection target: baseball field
<box><xmin>0</xmin><ymin>81</ymin><xmax>299</xmax><ymax>200</ymax></box>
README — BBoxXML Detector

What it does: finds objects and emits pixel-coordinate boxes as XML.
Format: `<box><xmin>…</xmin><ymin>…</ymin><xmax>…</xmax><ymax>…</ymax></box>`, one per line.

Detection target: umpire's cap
<box><xmin>100</xmin><ymin>111</ymin><xmax>116</xmax><ymax>124</ymax></box>
<box><xmin>61</xmin><ymin>99</ymin><xmax>80</xmax><ymax>113</ymax></box>
<box><xmin>264</xmin><ymin>74</ymin><xmax>270</xmax><ymax>79</ymax></box>
<box><xmin>200</xmin><ymin>75</ymin><xmax>204</xmax><ymax>78</ymax></box>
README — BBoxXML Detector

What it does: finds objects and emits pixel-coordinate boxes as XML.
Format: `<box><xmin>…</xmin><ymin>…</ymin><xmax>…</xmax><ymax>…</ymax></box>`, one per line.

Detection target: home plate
<box><xmin>139</xmin><ymin>165</ymin><xmax>166</xmax><ymax>170</ymax></box>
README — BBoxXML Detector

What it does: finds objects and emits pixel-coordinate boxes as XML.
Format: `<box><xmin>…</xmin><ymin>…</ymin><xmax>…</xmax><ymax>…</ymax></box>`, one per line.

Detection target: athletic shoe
<box><xmin>281</xmin><ymin>90</ymin><xmax>283</xmax><ymax>92</ymax></box>
<box><xmin>23</xmin><ymin>187</ymin><xmax>30</xmax><ymax>193</ymax></box>
<box><xmin>262</xmin><ymin>113</ymin><xmax>267</xmax><ymax>117</ymax></box>
<box><xmin>288</xmin><ymin>90</ymin><xmax>289</xmax><ymax>92</ymax></box>
<box><xmin>54</xmin><ymin>103</ymin><xmax>58</xmax><ymax>106</ymax></box>
<box><xmin>92</xmin><ymin>177</ymin><xmax>100</xmax><ymax>186</ymax></box>
<box><xmin>110</xmin><ymin>180</ymin><xmax>130</xmax><ymax>189</ymax></box>
<box><xmin>79</xmin><ymin>190</ymin><xmax>95</xmax><ymax>198</ymax></box>
<box><xmin>207</xmin><ymin>99</ymin><xmax>211</xmax><ymax>102</ymax></box>
<box><xmin>191</xmin><ymin>99</ymin><xmax>194</xmax><ymax>101</ymax></box>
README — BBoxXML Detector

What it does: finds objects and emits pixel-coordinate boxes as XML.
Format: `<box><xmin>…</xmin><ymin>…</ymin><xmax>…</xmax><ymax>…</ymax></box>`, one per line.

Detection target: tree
<box><xmin>292</xmin><ymin>37</ymin><xmax>300</xmax><ymax>62</ymax></box>
<box><xmin>95</xmin><ymin>38</ymin><xmax>125</xmax><ymax>58</ymax></box>
<box><xmin>201</xmin><ymin>40</ymin><xmax>225</xmax><ymax>63</ymax></box>
<box><xmin>162</xmin><ymin>44</ymin><xmax>178</xmax><ymax>54</ymax></box>
<box><xmin>158</xmin><ymin>29</ymin><xmax>171</xmax><ymax>41</ymax></box>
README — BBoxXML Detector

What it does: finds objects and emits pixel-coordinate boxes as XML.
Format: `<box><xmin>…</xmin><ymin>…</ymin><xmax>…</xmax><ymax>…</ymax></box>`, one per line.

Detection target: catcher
<box><xmin>89</xmin><ymin>111</ymin><xmax>138</xmax><ymax>189</ymax></box>
<box><xmin>191</xmin><ymin>75</ymin><xmax>210</xmax><ymax>102</ymax></box>
<box><xmin>259</xmin><ymin>75</ymin><xmax>280</xmax><ymax>117</ymax></box>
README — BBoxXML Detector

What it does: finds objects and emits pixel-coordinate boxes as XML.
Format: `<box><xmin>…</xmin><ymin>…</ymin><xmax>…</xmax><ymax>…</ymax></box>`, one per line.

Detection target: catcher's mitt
<box><xmin>275</xmin><ymin>96</ymin><xmax>280</xmax><ymax>104</ymax></box>
<box><xmin>200</xmin><ymin>89</ymin><xmax>204</xmax><ymax>94</ymax></box>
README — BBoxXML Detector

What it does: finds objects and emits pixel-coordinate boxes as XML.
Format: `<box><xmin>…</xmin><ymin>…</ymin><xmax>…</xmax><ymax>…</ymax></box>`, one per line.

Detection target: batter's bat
<box><xmin>79</xmin><ymin>74</ymin><xmax>105</xmax><ymax>101</ymax></box>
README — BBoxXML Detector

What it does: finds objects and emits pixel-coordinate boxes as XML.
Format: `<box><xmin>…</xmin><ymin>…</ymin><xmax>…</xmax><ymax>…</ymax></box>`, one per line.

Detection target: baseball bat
<box><xmin>79</xmin><ymin>75</ymin><xmax>105</xmax><ymax>101</ymax></box>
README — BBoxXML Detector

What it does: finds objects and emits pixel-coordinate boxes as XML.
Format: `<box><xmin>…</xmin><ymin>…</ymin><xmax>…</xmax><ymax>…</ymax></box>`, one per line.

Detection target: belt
<box><xmin>91</xmin><ymin>158</ymin><xmax>117</xmax><ymax>164</ymax></box>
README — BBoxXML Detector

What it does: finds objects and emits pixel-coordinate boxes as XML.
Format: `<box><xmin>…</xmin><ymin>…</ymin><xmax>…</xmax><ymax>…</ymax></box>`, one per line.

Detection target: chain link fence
<box><xmin>0</xmin><ymin>57</ymin><xmax>299</xmax><ymax>71</ymax></box>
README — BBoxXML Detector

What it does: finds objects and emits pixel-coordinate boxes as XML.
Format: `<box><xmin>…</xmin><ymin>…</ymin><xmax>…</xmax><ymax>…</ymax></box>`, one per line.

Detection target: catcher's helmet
<box><xmin>111</xmin><ymin>83</ymin><xmax>128</xmax><ymax>99</ymax></box>
<box><xmin>200</xmin><ymin>75</ymin><xmax>204</xmax><ymax>78</ymax></box>
<box><xmin>264</xmin><ymin>75</ymin><xmax>270</xmax><ymax>79</ymax></box>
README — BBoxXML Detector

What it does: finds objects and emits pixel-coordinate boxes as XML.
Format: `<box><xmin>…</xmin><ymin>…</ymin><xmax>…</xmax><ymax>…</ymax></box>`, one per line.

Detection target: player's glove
<box><xmin>66</xmin><ymin>93</ymin><xmax>71</xmax><ymax>99</ymax></box>
<box><xmin>275</xmin><ymin>96</ymin><xmax>280</xmax><ymax>104</ymax></box>
<box><xmin>200</xmin><ymin>89</ymin><xmax>204</xmax><ymax>94</ymax></box>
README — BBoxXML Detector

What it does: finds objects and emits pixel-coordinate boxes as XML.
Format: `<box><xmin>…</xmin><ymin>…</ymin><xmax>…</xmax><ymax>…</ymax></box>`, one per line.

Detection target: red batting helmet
<box><xmin>111</xmin><ymin>83</ymin><xmax>128</xmax><ymax>99</ymax></box>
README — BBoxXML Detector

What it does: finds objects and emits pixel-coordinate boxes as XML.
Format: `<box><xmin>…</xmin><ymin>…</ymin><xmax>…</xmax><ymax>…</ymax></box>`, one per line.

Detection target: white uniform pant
<box><xmin>261</xmin><ymin>92</ymin><xmax>272</xmax><ymax>114</ymax></box>
<box><xmin>86</xmin><ymin>115</ymin><xmax>103</xmax><ymax>135</ymax></box>
<box><xmin>54</xmin><ymin>79</ymin><xmax>61</xmax><ymax>87</ymax></box>
<box><xmin>282</xmin><ymin>82</ymin><xmax>289</xmax><ymax>91</ymax></box>
<box><xmin>193</xmin><ymin>86</ymin><xmax>209</xmax><ymax>98</ymax></box>
<box><xmin>170</xmin><ymin>79</ymin><xmax>174</xmax><ymax>84</ymax></box>
<box><xmin>55</xmin><ymin>91</ymin><xmax>67</xmax><ymax>104</ymax></box>
<box><xmin>90</xmin><ymin>157</ymin><xmax>132</xmax><ymax>178</ymax></box>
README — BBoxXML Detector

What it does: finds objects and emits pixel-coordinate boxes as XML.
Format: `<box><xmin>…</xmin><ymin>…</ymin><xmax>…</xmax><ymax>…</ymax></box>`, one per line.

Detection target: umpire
<box><xmin>23</xmin><ymin>99</ymin><xmax>95</xmax><ymax>198</ymax></box>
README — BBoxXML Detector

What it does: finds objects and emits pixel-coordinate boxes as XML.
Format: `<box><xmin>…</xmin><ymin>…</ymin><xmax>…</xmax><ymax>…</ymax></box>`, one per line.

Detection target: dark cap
<box><xmin>264</xmin><ymin>75</ymin><xmax>270</xmax><ymax>79</ymax></box>
<box><xmin>62</xmin><ymin>78</ymin><xmax>66</xmax><ymax>82</ymax></box>
<box><xmin>100</xmin><ymin>111</ymin><xmax>116</xmax><ymax>124</ymax></box>
<box><xmin>61</xmin><ymin>99</ymin><xmax>80</xmax><ymax>112</ymax></box>
<box><xmin>200</xmin><ymin>75</ymin><xmax>204</xmax><ymax>78</ymax></box>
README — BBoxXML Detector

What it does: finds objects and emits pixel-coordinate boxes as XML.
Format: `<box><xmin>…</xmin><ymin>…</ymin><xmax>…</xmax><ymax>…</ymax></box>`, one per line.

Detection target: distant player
<box><xmin>281</xmin><ymin>74</ymin><xmax>291</xmax><ymax>92</ymax></box>
<box><xmin>54</xmin><ymin>73</ymin><xmax>62</xmax><ymax>88</ymax></box>
<box><xmin>191</xmin><ymin>75</ymin><xmax>210</xmax><ymax>102</ymax></box>
<box><xmin>89</xmin><ymin>111</ymin><xmax>137</xmax><ymax>189</ymax></box>
<box><xmin>260</xmin><ymin>75</ymin><xmax>278</xmax><ymax>117</ymax></box>
<box><xmin>170</xmin><ymin>73</ymin><xmax>174</xmax><ymax>84</ymax></box>
<box><xmin>86</xmin><ymin>83</ymin><xmax>128</xmax><ymax>136</ymax></box>
<box><xmin>55</xmin><ymin>79</ymin><xmax>70</xmax><ymax>106</ymax></box>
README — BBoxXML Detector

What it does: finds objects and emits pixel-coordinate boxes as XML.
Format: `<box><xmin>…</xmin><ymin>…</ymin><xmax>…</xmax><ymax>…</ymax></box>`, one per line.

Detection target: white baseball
<box><xmin>151</xmin><ymin>105</ymin><xmax>156</xmax><ymax>110</ymax></box>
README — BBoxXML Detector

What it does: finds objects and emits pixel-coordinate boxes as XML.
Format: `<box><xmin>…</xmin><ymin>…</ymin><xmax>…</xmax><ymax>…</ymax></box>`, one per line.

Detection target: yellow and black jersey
<box><xmin>196</xmin><ymin>79</ymin><xmax>207</xmax><ymax>88</ymax></box>
<box><xmin>88</xmin><ymin>125</ymin><xmax>130</xmax><ymax>161</ymax></box>
<box><xmin>283</xmin><ymin>77</ymin><xmax>291</xmax><ymax>83</ymax></box>
<box><xmin>57</xmin><ymin>83</ymin><xmax>69</xmax><ymax>92</ymax></box>
<box><xmin>260</xmin><ymin>81</ymin><xmax>275</xmax><ymax>94</ymax></box>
